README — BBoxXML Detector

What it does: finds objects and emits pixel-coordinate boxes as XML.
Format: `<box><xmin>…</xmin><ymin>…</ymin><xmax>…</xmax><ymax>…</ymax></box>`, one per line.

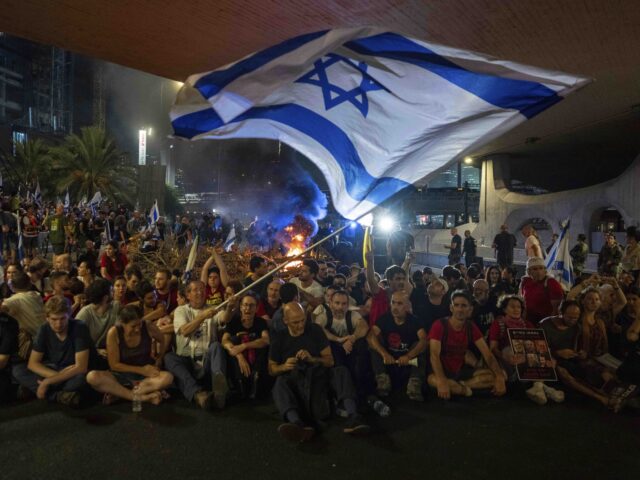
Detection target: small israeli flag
<box><xmin>64</xmin><ymin>190</ymin><xmax>70</xmax><ymax>212</ymax></box>
<box><xmin>171</xmin><ymin>27</ymin><xmax>589</xmax><ymax>219</ymax></box>
<box><xmin>223</xmin><ymin>225</ymin><xmax>236</xmax><ymax>252</ymax></box>
<box><xmin>149</xmin><ymin>199</ymin><xmax>160</xmax><ymax>224</ymax></box>
<box><xmin>34</xmin><ymin>181</ymin><xmax>42</xmax><ymax>207</ymax></box>
<box><xmin>89</xmin><ymin>191</ymin><xmax>102</xmax><ymax>218</ymax></box>
<box><xmin>545</xmin><ymin>219</ymin><xmax>573</xmax><ymax>290</ymax></box>
<box><xmin>183</xmin><ymin>234</ymin><xmax>199</xmax><ymax>282</ymax></box>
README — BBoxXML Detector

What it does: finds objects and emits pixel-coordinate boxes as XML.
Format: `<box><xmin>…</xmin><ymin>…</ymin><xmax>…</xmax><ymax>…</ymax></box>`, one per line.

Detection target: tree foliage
<box><xmin>51</xmin><ymin>126</ymin><xmax>136</xmax><ymax>205</ymax></box>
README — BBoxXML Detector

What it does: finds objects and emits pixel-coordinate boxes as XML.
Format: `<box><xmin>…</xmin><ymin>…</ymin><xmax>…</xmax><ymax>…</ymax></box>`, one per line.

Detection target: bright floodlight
<box><xmin>350</xmin><ymin>221</ymin><xmax>357</xmax><ymax>228</ymax></box>
<box><xmin>379</xmin><ymin>216</ymin><xmax>395</xmax><ymax>232</ymax></box>
<box><xmin>464</xmin><ymin>156</ymin><xmax>473</xmax><ymax>164</ymax></box>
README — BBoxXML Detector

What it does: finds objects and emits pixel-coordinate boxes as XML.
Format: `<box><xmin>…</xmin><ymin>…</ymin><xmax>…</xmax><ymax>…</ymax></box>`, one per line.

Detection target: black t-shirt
<box><xmin>450</xmin><ymin>235</ymin><xmax>462</xmax><ymax>256</ymax></box>
<box><xmin>375</xmin><ymin>312</ymin><xmax>423</xmax><ymax>357</ymax></box>
<box><xmin>269</xmin><ymin>323</ymin><xmax>329</xmax><ymax>363</ymax></box>
<box><xmin>472</xmin><ymin>298</ymin><xmax>498</xmax><ymax>335</ymax></box>
<box><xmin>540</xmin><ymin>317</ymin><xmax>578</xmax><ymax>351</ymax></box>
<box><xmin>33</xmin><ymin>319</ymin><xmax>93</xmax><ymax>369</ymax></box>
<box><xmin>493</xmin><ymin>232</ymin><xmax>516</xmax><ymax>254</ymax></box>
<box><xmin>0</xmin><ymin>314</ymin><xmax>19</xmax><ymax>367</ymax></box>
<box><xmin>226</xmin><ymin>315</ymin><xmax>268</xmax><ymax>343</ymax></box>
<box><xmin>423</xmin><ymin>298</ymin><xmax>451</xmax><ymax>332</ymax></box>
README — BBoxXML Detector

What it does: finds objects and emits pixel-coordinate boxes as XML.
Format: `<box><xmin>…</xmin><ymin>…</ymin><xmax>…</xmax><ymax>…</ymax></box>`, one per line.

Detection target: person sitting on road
<box><xmin>221</xmin><ymin>292</ymin><xmax>270</xmax><ymax>400</ymax></box>
<box><xmin>269</xmin><ymin>302</ymin><xmax>369</xmax><ymax>443</ymax></box>
<box><xmin>428</xmin><ymin>290</ymin><xmax>506</xmax><ymax>399</ymax></box>
<box><xmin>367</xmin><ymin>291</ymin><xmax>427</xmax><ymax>401</ymax></box>
<box><xmin>86</xmin><ymin>304</ymin><xmax>173</xmax><ymax>407</ymax></box>
<box><xmin>12</xmin><ymin>296</ymin><xmax>92</xmax><ymax>408</ymax></box>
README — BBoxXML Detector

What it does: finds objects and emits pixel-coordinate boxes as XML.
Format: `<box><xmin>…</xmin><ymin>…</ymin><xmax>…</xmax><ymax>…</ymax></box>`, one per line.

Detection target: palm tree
<box><xmin>51</xmin><ymin>126</ymin><xmax>136</xmax><ymax>205</ymax></box>
<box><xmin>1</xmin><ymin>138</ymin><xmax>53</xmax><ymax>191</ymax></box>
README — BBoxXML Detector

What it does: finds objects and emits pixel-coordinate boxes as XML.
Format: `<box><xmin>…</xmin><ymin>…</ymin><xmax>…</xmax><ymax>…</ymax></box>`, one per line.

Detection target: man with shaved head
<box><xmin>269</xmin><ymin>302</ymin><xmax>368</xmax><ymax>443</ymax></box>
<box><xmin>367</xmin><ymin>291</ymin><xmax>427</xmax><ymax>401</ymax></box>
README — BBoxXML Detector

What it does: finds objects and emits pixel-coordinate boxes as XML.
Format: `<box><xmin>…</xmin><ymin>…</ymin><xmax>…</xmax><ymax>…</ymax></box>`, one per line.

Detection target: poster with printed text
<box><xmin>507</xmin><ymin>328</ymin><xmax>557</xmax><ymax>382</ymax></box>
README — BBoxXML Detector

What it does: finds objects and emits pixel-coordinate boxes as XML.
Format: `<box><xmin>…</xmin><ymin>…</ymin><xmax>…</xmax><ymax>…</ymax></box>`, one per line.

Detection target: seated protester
<box><xmin>541</xmin><ymin>300</ymin><xmax>626</xmax><ymax>411</ymax></box>
<box><xmin>465</xmin><ymin>265</ymin><xmax>482</xmax><ymax>286</ymax></box>
<box><xmin>618</xmin><ymin>290</ymin><xmax>640</xmax><ymax>384</ymax></box>
<box><xmin>316</xmin><ymin>260</ymin><xmax>332</xmax><ymax>288</ymax></box>
<box><xmin>68</xmin><ymin>277</ymin><xmax>86</xmax><ymax>317</ymax></box>
<box><xmin>77</xmin><ymin>240</ymin><xmax>99</xmax><ymax>273</ymax></box>
<box><xmin>567</xmin><ymin>274</ymin><xmax>626</xmax><ymax>356</ymax></box>
<box><xmin>123</xmin><ymin>264</ymin><xmax>143</xmax><ymax>304</ymax></box>
<box><xmin>221</xmin><ymin>293</ymin><xmax>270</xmax><ymax>400</ymax></box>
<box><xmin>410</xmin><ymin>270</ymin><xmax>429</xmax><ymax>322</ymax></box>
<box><xmin>364</xmin><ymin>249</ymin><xmax>413</xmax><ymax>327</ymax></box>
<box><xmin>485</xmin><ymin>266</ymin><xmax>501</xmax><ymax>291</ymax></box>
<box><xmin>428</xmin><ymin>290</ymin><xmax>507</xmax><ymax>399</ymax></box>
<box><xmin>243</xmin><ymin>255</ymin><xmax>272</xmax><ymax>299</ymax></box>
<box><xmin>423</xmin><ymin>278</ymin><xmax>450</xmax><ymax>332</ymax></box>
<box><xmin>493</xmin><ymin>266</ymin><xmax>519</xmax><ymax>298</ymax></box>
<box><xmin>256</xmin><ymin>280</ymin><xmax>283</xmax><ymax>324</ymax></box>
<box><xmin>212</xmin><ymin>280</ymin><xmax>245</xmax><ymax>333</ymax></box>
<box><xmin>28</xmin><ymin>257</ymin><xmax>49</xmax><ymax>297</ymax></box>
<box><xmin>314</xmin><ymin>289</ymin><xmax>371</xmax><ymax>401</ymax></box>
<box><xmin>112</xmin><ymin>275</ymin><xmax>128</xmax><ymax>305</ymax></box>
<box><xmin>100</xmin><ymin>240</ymin><xmax>128</xmax><ymax>282</ymax></box>
<box><xmin>134</xmin><ymin>281</ymin><xmax>168</xmax><ymax>324</ymax></box>
<box><xmin>0</xmin><ymin>271</ymin><xmax>45</xmax><ymax>360</ymax></box>
<box><xmin>52</xmin><ymin>253</ymin><xmax>78</xmax><ymax>278</ymax></box>
<box><xmin>442</xmin><ymin>266</ymin><xmax>465</xmax><ymax>301</ymax></box>
<box><xmin>270</xmin><ymin>282</ymin><xmax>300</xmax><ymax>334</ymax></box>
<box><xmin>86</xmin><ymin>305</ymin><xmax>173</xmax><ymax>406</ymax></box>
<box><xmin>1</xmin><ymin>262</ymin><xmax>23</xmax><ymax>300</ymax></box>
<box><xmin>289</xmin><ymin>259</ymin><xmax>325</xmax><ymax>310</ymax></box>
<box><xmin>488</xmin><ymin>295</ymin><xmax>564</xmax><ymax>404</ymax></box>
<box><xmin>44</xmin><ymin>271</ymin><xmax>80</xmax><ymax>313</ymax></box>
<box><xmin>77</xmin><ymin>259</ymin><xmax>96</xmax><ymax>290</ymax></box>
<box><xmin>12</xmin><ymin>296</ymin><xmax>92</xmax><ymax>407</ymax></box>
<box><xmin>367</xmin><ymin>291</ymin><xmax>427</xmax><ymax>401</ymax></box>
<box><xmin>471</xmin><ymin>279</ymin><xmax>498</xmax><ymax>336</ymax></box>
<box><xmin>200</xmin><ymin>247</ymin><xmax>229</xmax><ymax>307</ymax></box>
<box><xmin>519</xmin><ymin>257</ymin><xmax>564</xmax><ymax>325</ymax></box>
<box><xmin>164</xmin><ymin>280</ymin><xmax>229</xmax><ymax>409</ymax></box>
<box><xmin>311</xmin><ymin>285</ymin><xmax>338</xmax><ymax>324</ymax></box>
<box><xmin>332</xmin><ymin>273</ymin><xmax>358</xmax><ymax>307</ymax></box>
<box><xmin>269</xmin><ymin>302</ymin><xmax>369</xmax><ymax>443</ymax></box>
<box><xmin>76</xmin><ymin>278</ymin><xmax>120</xmax><ymax>356</ymax></box>
<box><xmin>154</xmin><ymin>268</ymin><xmax>179</xmax><ymax>314</ymax></box>
<box><xmin>0</xmin><ymin>311</ymin><xmax>19</xmax><ymax>402</ymax></box>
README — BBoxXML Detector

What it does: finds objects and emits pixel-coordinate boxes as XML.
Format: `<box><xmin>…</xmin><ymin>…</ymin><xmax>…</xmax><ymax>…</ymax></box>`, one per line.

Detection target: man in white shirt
<box><xmin>164</xmin><ymin>280</ymin><xmax>228</xmax><ymax>409</ymax></box>
<box><xmin>289</xmin><ymin>259</ymin><xmax>324</xmax><ymax>309</ymax></box>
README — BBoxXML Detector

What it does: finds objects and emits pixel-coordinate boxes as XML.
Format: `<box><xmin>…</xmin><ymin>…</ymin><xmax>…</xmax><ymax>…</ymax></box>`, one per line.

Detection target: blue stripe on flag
<box><xmin>172</xmin><ymin>103</ymin><xmax>411</xmax><ymax>204</ymax></box>
<box><xmin>194</xmin><ymin>30</ymin><xmax>329</xmax><ymax>99</ymax></box>
<box><xmin>344</xmin><ymin>32</ymin><xmax>561</xmax><ymax>119</ymax></box>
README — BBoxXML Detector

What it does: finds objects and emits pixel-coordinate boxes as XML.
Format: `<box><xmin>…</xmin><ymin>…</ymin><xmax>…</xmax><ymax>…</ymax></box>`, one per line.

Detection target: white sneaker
<box><xmin>526</xmin><ymin>382</ymin><xmax>547</xmax><ymax>405</ymax></box>
<box><xmin>542</xmin><ymin>383</ymin><xmax>565</xmax><ymax>403</ymax></box>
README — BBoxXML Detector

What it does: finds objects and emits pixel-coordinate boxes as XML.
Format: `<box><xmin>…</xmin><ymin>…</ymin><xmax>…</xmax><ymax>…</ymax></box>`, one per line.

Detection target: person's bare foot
<box><xmin>144</xmin><ymin>391</ymin><xmax>162</xmax><ymax>405</ymax></box>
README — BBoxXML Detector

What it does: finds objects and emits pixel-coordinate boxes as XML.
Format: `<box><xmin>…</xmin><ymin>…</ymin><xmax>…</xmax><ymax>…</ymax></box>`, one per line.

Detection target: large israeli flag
<box><xmin>546</xmin><ymin>219</ymin><xmax>573</xmax><ymax>290</ymax></box>
<box><xmin>171</xmin><ymin>27</ymin><xmax>589</xmax><ymax>219</ymax></box>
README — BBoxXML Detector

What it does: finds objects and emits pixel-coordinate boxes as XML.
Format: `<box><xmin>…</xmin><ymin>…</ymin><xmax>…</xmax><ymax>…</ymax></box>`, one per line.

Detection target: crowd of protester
<box><xmin>0</xmin><ymin>197</ymin><xmax>639</xmax><ymax>444</ymax></box>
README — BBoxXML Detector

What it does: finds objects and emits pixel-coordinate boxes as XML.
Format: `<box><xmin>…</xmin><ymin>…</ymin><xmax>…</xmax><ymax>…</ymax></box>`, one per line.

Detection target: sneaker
<box><xmin>376</xmin><ymin>374</ymin><xmax>391</xmax><ymax>397</ymax></box>
<box><xmin>277</xmin><ymin>422</ymin><xmax>315</xmax><ymax>443</ymax></box>
<box><xmin>194</xmin><ymin>391</ymin><xmax>213</xmax><ymax>410</ymax></box>
<box><xmin>526</xmin><ymin>382</ymin><xmax>547</xmax><ymax>405</ymax></box>
<box><xmin>406</xmin><ymin>376</ymin><xmax>424</xmax><ymax>402</ymax></box>
<box><xmin>212</xmin><ymin>372</ymin><xmax>229</xmax><ymax>409</ymax></box>
<box><xmin>343</xmin><ymin>415</ymin><xmax>371</xmax><ymax>435</ymax></box>
<box><xmin>541</xmin><ymin>383</ymin><xmax>565</xmax><ymax>403</ymax></box>
<box><xmin>55</xmin><ymin>391</ymin><xmax>80</xmax><ymax>408</ymax></box>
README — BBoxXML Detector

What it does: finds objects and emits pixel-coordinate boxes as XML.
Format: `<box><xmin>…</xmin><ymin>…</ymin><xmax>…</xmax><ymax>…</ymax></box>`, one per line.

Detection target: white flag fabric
<box><xmin>545</xmin><ymin>219</ymin><xmax>573</xmax><ymax>290</ymax></box>
<box><xmin>183</xmin><ymin>234</ymin><xmax>199</xmax><ymax>281</ymax></box>
<box><xmin>224</xmin><ymin>226</ymin><xmax>236</xmax><ymax>252</ymax></box>
<box><xmin>149</xmin><ymin>200</ymin><xmax>160</xmax><ymax>224</ymax></box>
<box><xmin>171</xmin><ymin>27</ymin><xmax>590</xmax><ymax>219</ymax></box>
<box><xmin>64</xmin><ymin>191</ymin><xmax>70</xmax><ymax>211</ymax></box>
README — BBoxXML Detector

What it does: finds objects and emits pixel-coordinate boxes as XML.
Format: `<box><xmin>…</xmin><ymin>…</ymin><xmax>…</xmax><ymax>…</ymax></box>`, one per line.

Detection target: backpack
<box><xmin>324</xmin><ymin>307</ymin><xmax>354</xmax><ymax>336</ymax></box>
<box><xmin>439</xmin><ymin>317</ymin><xmax>474</xmax><ymax>357</ymax></box>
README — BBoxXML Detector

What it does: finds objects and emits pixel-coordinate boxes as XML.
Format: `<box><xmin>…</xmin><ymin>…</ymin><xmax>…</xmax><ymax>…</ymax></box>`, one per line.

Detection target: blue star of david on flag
<box><xmin>296</xmin><ymin>53</ymin><xmax>387</xmax><ymax>117</ymax></box>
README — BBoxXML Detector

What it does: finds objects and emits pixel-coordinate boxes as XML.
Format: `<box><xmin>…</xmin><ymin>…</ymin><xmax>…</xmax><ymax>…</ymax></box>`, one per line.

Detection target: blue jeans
<box><xmin>164</xmin><ymin>342</ymin><xmax>226</xmax><ymax>401</ymax></box>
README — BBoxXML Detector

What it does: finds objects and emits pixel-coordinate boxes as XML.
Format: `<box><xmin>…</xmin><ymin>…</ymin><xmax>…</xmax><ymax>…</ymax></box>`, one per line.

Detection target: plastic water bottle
<box><xmin>132</xmin><ymin>384</ymin><xmax>142</xmax><ymax>413</ymax></box>
<box><xmin>368</xmin><ymin>396</ymin><xmax>390</xmax><ymax>417</ymax></box>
